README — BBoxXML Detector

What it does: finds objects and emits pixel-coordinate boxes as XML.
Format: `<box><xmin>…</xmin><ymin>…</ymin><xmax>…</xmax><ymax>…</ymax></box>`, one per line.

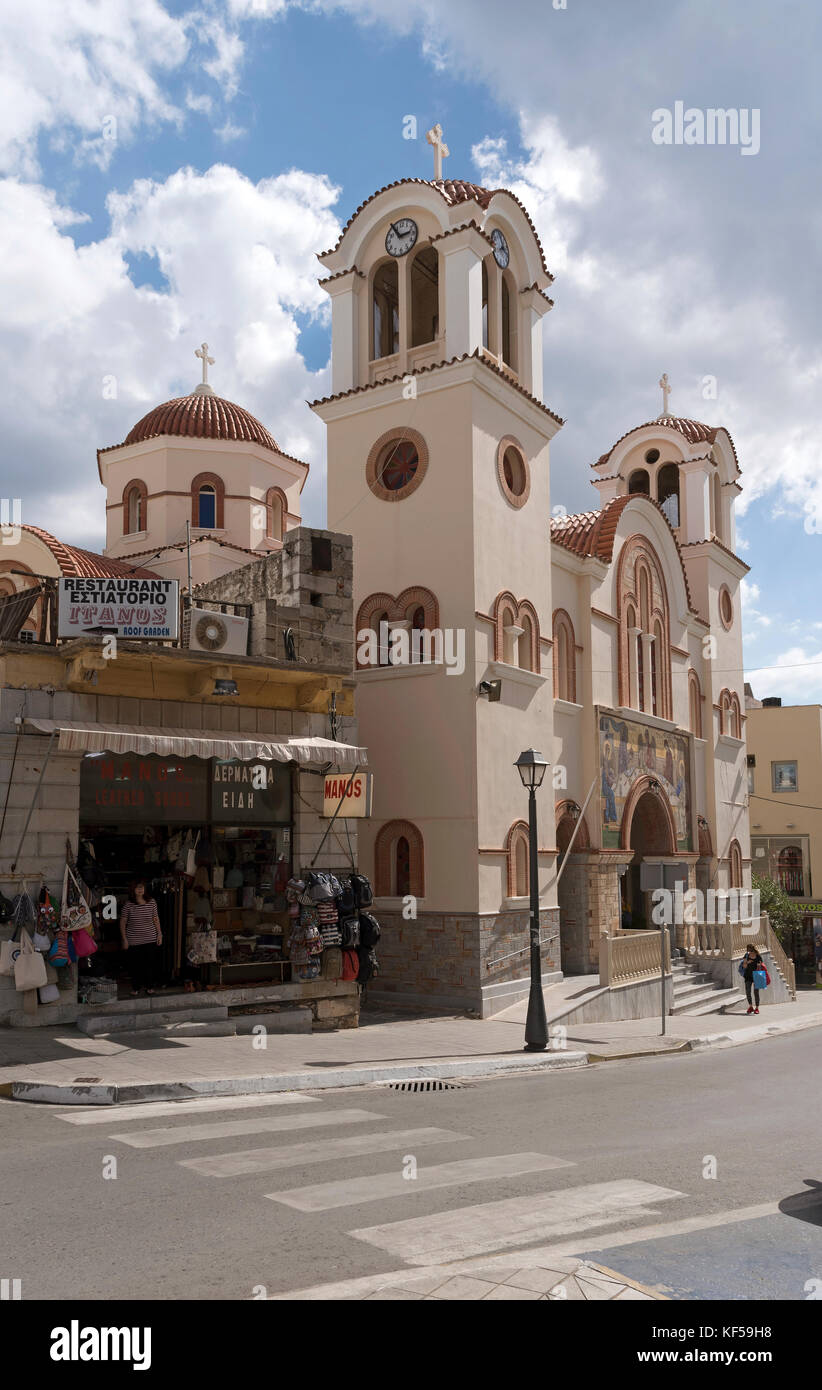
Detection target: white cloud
<box><xmin>0</xmin><ymin>165</ymin><xmax>341</xmax><ymax>547</ymax></box>
<box><xmin>747</xmin><ymin>648</ymin><xmax>822</xmax><ymax>705</ymax></box>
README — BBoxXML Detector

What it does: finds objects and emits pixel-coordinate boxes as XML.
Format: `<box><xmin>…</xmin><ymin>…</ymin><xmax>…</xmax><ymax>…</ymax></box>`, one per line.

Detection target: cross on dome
<box><xmin>194</xmin><ymin>342</ymin><xmax>215</xmax><ymax>397</ymax></box>
<box><xmin>426</xmin><ymin>124</ymin><xmax>450</xmax><ymax>181</ymax></box>
<box><xmin>658</xmin><ymin>372</ymin><xmax>671</xmax><ymax>416</ymax></box>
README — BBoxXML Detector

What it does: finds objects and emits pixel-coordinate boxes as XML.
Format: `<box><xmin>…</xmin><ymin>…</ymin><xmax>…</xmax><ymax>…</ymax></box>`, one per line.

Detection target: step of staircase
<box><xmin>77</xmin><ymin>1005</ymin><xmax>229</xmax><ymax>1036</ymax></box>
<box><xmin>673</xmin><ymin>987</ymin><xmax>745</xmax><ymax>1016</ymax></box>
<box><xmin>672</xmin><ymin>979</ymin><xmax>719</xmax><ymax>1003</ymax></box>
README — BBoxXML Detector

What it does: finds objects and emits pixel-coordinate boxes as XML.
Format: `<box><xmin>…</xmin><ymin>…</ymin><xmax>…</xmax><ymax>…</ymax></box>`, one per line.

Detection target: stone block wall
<box><xmin>558</xmin><ymin>851</ymin><xmax>630</xmax><ymax>975</ymax></box>
<box><xmin>197</xmin><ymin>527</ymin><xmax>354</xmax><ymax>673</ymax></box>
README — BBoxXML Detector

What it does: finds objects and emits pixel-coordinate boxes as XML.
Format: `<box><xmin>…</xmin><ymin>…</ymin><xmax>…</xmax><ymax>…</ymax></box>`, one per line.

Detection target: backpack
<box><xmin>359</xmin><ymin>911</ymin><xmax>381</xmax><ymax>948</ymax></box>
<box><xmin>322</xmin><ymin>946</ymin><xmax>343</xmax><ymax>981</ymax></box>
<box><xmin>340</xmin><ymin>917</ymin><xmax>360</xmax><ymax>948</ymax></box>
<box><xmin>340</xmin><ymin>947</ymin><xmax>359</xmax><ymax>981</ymax></box>
<box><xmin>337</xmin><ymin>880</ymin><xmax>356</xmax><ymax>916</ymax></box>
<box><xmin>357</xmin><ymin>946</ymin><xmax>378</xmax><ymax>986</ymax></box>
<box><xmin>306</xmin><ymin>871</ymin><xmax>342</xmax><ymax>903</ymax></box>
<box><xmin>350</xmin><ymin>873</ymin><xmax>373</xmax><ymax>909</ymax></box>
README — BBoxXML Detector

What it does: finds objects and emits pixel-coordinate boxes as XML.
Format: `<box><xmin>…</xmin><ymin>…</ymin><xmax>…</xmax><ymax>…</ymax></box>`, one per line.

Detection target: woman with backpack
<box><xmin>738</xmin><ymin>944</ymin><xmax>768</xmax><ymax>1015</ymax></box>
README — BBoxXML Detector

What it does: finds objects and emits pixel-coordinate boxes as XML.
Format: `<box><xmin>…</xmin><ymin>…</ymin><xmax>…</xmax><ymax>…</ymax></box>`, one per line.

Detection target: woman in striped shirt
<box><xmin>120</xmin><ymin>880</ymin><xmax>163</xmax><ymax>996</ymax></box>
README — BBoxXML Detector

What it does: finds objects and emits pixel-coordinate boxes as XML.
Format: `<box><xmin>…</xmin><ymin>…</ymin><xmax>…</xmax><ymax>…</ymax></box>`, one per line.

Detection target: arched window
<box><xmin>713</xmin><ymin>473</ymin><xmax>723</xmax><ymax>542</ymax></box>
<box><xmin>689</xmin><ymin>671</ymin><xmax>702</xmax><ymax>738</ymax></box>
<box><xmin>122</xmin><ymin>479</ymin><xmax>147</xmax><ymax>536</ymax></box>
<box><xmin>719</xmin><ymin>689</ymin><xmax>741</xmax><ymax>738</ymax></box>
<box><xmin>493</xmin><ymin>592</ymin><xmax>539</xmax><ymax>673</ymax></box>
<box><xmin>372</xmin><ymin>260</ymin><xmax>399</xmax><ymax>360</ymax></box>
<box><xmin>481</xmin><ymin>259</ymin><xmax>489</xmax><ymax>349</ymax></box>
<box><xmin>728</xmin><ymin>839</ymin><xmax>743</xmax><ymax>889</ymax></box>
<box><xmin>266</xmin><ymin>488</ymin><xmax>286</xmax><ymax>542</ymax></box>
<box><xmin>617</xmin><ymin>536</ymin><xmax>672</xmax><ymax>718</ymax></box>
<box><xmin>198</xmin><ymin>484</ymin><xmax>216</xmax><ymax>529</ymax></box>
<box><xmin>501</xmin><ymin>271</ymin><xmax>516</xmax><ymax>370</ymax></box>
<box><xmin>410</xmin><ymin>245</ymin><xmax>439</xmax><ymax>347</ymax></box>
<box><xmin>191</xmin><ymin>473</ymin><xmax>225</xmax><ymax>530</ymax></box>
<box><xmin>552</xmin><ymin>609</ymin><xmax>577</xmax><ymax>703</ymax></box>
<box><xmin>777</xmin><ymin>846</ymin><xmax>804</xmax><ymax>897</ymax></box>
<box><xmin>657</xmin><ymin>463</ymin><xmax>680</xmax><ymax>527</ymax></box>
<box><xmin>628</xmin><ymin>469</ymin><xmax>650</xmax><ymax>496</ymax></box>
<box><xmin>356</xmin><ymin>588</ymin><xmax>439</xmax><ymax>669</ymax></box>
<box><xmin>730</xmin><ymin>692</ymin><xmax>742</xmax><ymax>738</ymax></box>
<box><xmin>505</xmin><ymin>821</ymin><xmax>530</xmax><ymax>898</ymax></box>
<box><xmin>375</xmin><ymin>820</ymin><xmax>424</xmax><ymax>897</ymax></box>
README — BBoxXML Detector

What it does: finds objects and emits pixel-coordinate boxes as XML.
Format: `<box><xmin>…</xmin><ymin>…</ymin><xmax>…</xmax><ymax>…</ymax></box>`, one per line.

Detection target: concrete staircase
<box><xmin>75</xmin><ymin>990</ymin><xmax>311</xmax><ymax>1038</ymax></box>
<box><xmin>669</xmin><ymin>958</ymin><xmax>743</xmax><ymax>1016</ymax></box>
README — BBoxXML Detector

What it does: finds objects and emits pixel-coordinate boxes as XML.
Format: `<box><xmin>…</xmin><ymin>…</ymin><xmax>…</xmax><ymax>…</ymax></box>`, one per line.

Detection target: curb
<box><xmin>9</xmin><ymin>1048</ymin><xmax>589</xmax><ymax>1106</ymax></box>
<box><xmin>686</xmin><ymin>1010</ymin><xmax>822</xmax><ymax>1053</ymax></box>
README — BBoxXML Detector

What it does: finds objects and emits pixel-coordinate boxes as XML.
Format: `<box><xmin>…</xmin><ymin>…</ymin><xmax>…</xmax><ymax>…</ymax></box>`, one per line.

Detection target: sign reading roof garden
<box><xmin>58</xmin><ymin>578</ymin><xmax>179</xmax><ymax>640</ymax></box>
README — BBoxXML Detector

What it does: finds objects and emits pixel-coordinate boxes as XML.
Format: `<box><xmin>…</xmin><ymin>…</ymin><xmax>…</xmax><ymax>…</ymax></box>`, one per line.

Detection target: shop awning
<box><xmin>23</xmin><ymin>718</ymin><xmax>366</xmax><ymax>768</ymax></box>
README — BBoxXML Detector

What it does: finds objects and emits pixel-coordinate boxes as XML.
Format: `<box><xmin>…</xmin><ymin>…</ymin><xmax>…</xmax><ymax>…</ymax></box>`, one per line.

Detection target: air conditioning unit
<box><xmin>187</xmin><ymin>607</ymin><xmax>249</xmax><ymax>656</ymax></box>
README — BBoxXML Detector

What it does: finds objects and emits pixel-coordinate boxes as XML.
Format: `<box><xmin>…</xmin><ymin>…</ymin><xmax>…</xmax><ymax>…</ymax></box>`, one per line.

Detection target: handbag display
<box><xmin>60</xmin><ymin>863</ymin><xmax>92</xmax><ymax>932</ymax></box>
<box><xmin>38</xmin><ymin>982</ymin><xmax>60</xmax><ymax>1004</ymax></box>
<box><xmin>48</xmin><ymin>930</ymin><xmax>76</xmax><ymax>966</ymax></box>
<box><xmin>14</xmin><ymin>930</ymin><xmax>48</xmax><ymax>991</ymax></box>
<box><xmin>72</xmin><ymin>927</ymin><xmax>98</xmax><ymax>959</ymax></box>
<box><xmin>187</xmin><ymin>930</ymin><xmax>217</xmax><ymax>964</ymax></box>
<box><xmin>0</xmin><ymin>928</ymin><xmax>22</xmax><ymax>976</ymax></box>
<box><xmin>752</xmin><ymin>968</ymin><xmax>768</xmax><ymax>990</ymax></box>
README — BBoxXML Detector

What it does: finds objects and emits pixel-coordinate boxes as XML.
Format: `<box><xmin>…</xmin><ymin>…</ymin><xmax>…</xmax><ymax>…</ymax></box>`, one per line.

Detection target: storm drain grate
<box><xmin>387</xmin><ymin>1079</ymin><xmax>463</xmax><ymax>1092</ymax></box>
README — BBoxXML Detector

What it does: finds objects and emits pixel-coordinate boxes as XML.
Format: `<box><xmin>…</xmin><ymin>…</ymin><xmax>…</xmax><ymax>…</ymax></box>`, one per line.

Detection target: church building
<box><xmin>311</xmin><ymin>132</ymin><xmax>751</xmax><ymax>1016</ymax></box>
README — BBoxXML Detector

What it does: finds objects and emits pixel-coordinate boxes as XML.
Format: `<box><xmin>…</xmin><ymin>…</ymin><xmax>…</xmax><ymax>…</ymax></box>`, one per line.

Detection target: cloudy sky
<box><xmin>1</xmin><ymin>0</ymin><xmax>820</xmax><ymax>699</ymax></box>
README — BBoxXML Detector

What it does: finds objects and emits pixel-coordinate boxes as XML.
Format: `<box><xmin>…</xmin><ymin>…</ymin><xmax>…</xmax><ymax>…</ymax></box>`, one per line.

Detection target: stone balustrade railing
<box><xmin>600</xmin><ymin>929</ymin><xmax>670</xmax><ymax>987</ymax></box>
<box><xmin>683</xmin><ymin>914</ymin><xmax>796</xmax><ymax>998</ymax></box>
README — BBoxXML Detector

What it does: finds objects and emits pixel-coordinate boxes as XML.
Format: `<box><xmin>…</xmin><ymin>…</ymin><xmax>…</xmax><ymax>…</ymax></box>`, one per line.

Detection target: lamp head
<box><xmin>514</xmin><ymin>748</ymin><xmax>549</xmax><ymax>790</ymax></box>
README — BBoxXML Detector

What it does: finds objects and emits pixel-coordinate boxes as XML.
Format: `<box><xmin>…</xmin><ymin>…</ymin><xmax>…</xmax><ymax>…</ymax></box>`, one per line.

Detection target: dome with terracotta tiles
<box><xmin>117</xmin><ymin>388</ymin><xmax>279</xmax><ymax>453</ymax></box>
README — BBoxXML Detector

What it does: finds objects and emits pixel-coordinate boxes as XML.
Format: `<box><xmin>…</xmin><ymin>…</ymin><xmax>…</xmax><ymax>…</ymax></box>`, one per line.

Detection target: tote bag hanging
<box><xmin>0</xmin><ymin>928</ymin><xmax>22</xmax><ymax>977</ymax></box>
<box><xmin>14</xmin><ymin>930</ymin><xmax>48</xmax><ymax>992</ymax></box>
<box><xmin>60</xmin><ymin>864</ymin><xmax>92</xmax><ymax>932</ymax></box>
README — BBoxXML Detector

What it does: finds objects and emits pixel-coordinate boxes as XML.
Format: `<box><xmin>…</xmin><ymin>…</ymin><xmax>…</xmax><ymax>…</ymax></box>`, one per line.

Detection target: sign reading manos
<box><xmin>58</xmin><ymin>577</ymin><xmax>179</xmax><ymax>640</ymax></box>
<box><xmin>322</xmin><ymin>772</ymin><xmax>373</xmax><ymax>818</ymax></box>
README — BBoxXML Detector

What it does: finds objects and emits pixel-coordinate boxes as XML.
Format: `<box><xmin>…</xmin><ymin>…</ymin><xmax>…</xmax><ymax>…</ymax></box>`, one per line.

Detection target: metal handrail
<box><xmin>487</xmin><ymin>930</ymin><xmax>560</xmax><ymax>969</ymax></box>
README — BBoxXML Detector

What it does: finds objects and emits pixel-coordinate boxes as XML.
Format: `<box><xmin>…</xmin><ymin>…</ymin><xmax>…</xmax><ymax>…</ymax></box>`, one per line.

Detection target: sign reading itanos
<box><xmin>599</xmin><ymin>709</ymin><xmax>692</xmax><ymax>851</ymax></box>
<box><xmin>58</xmin><ymin>578</ymin><xmax>179</xmax><ymax>639</ymax></box>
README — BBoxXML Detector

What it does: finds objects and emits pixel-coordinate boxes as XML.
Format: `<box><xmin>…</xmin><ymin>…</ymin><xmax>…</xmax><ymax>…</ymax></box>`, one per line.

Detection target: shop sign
<box><xmin>58</xmin><ymin>578</ymin><xmax>179</xmax><ymax>640</ymax></box>
<box><xmin>322</xmin><ymin>772</ymin><xmax>372</xmax><ymax>818</ymax></box>
<box><xmin>80</xmin><ymin>754</ymin><xmax>208</xmax><ymax>822</ymax></box>
<box><xmin>211</xmin><ymin>760</ymin><xmax>291</xmax><ymax>823</ymax></box>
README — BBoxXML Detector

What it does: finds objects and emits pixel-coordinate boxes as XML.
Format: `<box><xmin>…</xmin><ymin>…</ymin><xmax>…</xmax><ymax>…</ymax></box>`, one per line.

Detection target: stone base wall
<box><xmin>559</xmin><ymin>852</ymin><xmax>630</xmax><ymax>975</ymax></box>
<box><xmin>368</xmin><ymin>905</ymin><xmax>560</xmax><ymax>1014</ymax></box>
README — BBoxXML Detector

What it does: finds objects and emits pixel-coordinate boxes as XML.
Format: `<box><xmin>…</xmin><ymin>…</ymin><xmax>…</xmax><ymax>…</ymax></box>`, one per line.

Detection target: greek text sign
<box><xmin>58</xmin><ymin>578</ymin><xmax>179</xmax><ymax>639</ymax></box>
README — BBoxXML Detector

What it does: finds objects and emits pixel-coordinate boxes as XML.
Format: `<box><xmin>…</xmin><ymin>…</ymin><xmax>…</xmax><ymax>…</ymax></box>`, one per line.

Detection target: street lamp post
<box><xmin>515</xmin><ymin>749</ymin><xmax>550</xmax><ymax>1052</ymax></box>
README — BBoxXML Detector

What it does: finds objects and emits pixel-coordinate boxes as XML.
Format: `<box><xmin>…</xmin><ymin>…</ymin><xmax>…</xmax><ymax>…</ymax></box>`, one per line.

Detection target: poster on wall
<box><xmin>598</xmin><ymin>709</ymin><xmax>692</xmax><ymax>851</ymax></box>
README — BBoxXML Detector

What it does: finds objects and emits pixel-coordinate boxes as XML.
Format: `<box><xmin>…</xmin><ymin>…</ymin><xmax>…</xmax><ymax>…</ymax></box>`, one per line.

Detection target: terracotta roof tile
<box><xmin>20</xmin><ymin>526</ymin><xmax>162</xmax><ymax>579</ymax></box>
<box><xmin>319</xmin><ymin>177</ymin><xmax>554</xmax><ymax>279</ymax></box>
<box><xmin>595</xmin><ymin>415</ymin><xmax>740</xmax><ymax>474</ymax></box>
<box><xmin>98</xmin><ymin>392</ymin><xmax>280</xmax><ymax>456</ymax></box>
<box><xmin>550</xmin><ymin>495</ymin><xmax>698</xmax><ymax>614</ymax></box>
<box><xmin>308</xmin><ymin>348</ymin><xmax>564</xmax><ymax>427</ymax></box>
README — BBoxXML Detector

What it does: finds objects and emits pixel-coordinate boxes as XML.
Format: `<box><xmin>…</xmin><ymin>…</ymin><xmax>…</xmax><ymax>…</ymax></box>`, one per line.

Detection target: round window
<box><xmin>380</xmin><ymin>440</ymin><xmax>419</xmax><ymax>491</ymax></box>
<box><xmin>645</xmin><ymin>448</ymin><xmax>660</xmax><ymax>464</ymax></box>
<box><xmin>497</xmin><ymin>437</ymin><xmax>530</xmax><ymax>509</ymax></box>
<box><xmin>719</xmin><ymin>585</ymin><xmax>734</xmax><ymax>629</ymax></box>
<box><xmin>366</xmin><ymin>428</ymin><xmax>429</xmax><ymax>502</ymax></box>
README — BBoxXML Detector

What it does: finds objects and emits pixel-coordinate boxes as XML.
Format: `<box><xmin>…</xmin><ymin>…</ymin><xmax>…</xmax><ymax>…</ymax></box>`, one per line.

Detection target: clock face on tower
<box><xmin>491</xmin><ymin>228</ymin><xmax>510</xmax><ymax>269</ymax></box>
<box><xmin>385</xmin><ymin>218</ymin><xmax>419</xmax><ymax>257</ymax></box>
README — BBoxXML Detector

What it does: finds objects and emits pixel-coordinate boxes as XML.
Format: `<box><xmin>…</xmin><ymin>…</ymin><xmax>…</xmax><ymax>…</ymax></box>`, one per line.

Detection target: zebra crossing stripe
<box><xmin>178</xmin><ymin>1127</ymin><xmax>472</xmax><ymax>1178</ymax></box>
<box><xmin>110</xmin><ymin>1108</ymin><xmax>386</xmax><ymax>1148</ymax></box>
<box><xmin>267</xmin><ymin>1152</ymin><xmax>574</xmax><ymax>1212</ymax></box>
<box><xmin>349</xmin><ymin>1179</ymin><xmax>685</xmax><ymax>1263</ymax></box>
<box><xmin>56</xmin><ymin>1092</ymin><xmax>320</xmax><ymax>1124</ymax></box>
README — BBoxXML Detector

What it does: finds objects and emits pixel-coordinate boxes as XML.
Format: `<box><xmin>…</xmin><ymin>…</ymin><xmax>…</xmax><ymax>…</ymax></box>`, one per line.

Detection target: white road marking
<box><xmin>268</xmin><ymin>1153</ymin><xmax>574</xmax><ymax>1212</ymax></box>
<box><xmin>178</xmin><ymin>1127</ymin><xmax>472</xmax><ymax>1178</ymax></box>
<box><xmin>111</xmin><ymin>1108</ymin><xmax>386</xmax><ymax>1148</ymax></box>
<box><xmin>57</xmin><ymin>1092</ymin><xmax>320</xmax><ymax>1125</ymax></box>
<box><xmin>350</xmin><ymin>1179</ymin><xmax>686</xmax><ymax>1263</ymax></box>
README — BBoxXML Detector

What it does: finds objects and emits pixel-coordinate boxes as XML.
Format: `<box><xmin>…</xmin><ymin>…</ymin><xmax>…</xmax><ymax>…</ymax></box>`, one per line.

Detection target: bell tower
<box><xmin>312</xmin><ymin>133</ymin><xmax>564</xmax><ymax>1014</ymax></box>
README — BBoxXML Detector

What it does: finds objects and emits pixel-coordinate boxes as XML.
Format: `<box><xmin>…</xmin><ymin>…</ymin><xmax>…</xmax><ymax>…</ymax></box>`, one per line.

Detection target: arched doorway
<box><xmin>556</xmin><ymin>802</ymin><xmax>590</xmax><ymax>974</ymax></box>
<box><xmin>621</xmin><ymin>778</ymin><xmax>677</xmax><ymax>929</ymax></box>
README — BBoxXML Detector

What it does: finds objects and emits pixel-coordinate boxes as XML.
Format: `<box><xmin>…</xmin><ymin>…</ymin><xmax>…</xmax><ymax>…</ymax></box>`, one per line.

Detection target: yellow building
<box><xmin>745</xmin><ymin>687</ymin><xmax>822</xmax><ymax>984</ymax></box>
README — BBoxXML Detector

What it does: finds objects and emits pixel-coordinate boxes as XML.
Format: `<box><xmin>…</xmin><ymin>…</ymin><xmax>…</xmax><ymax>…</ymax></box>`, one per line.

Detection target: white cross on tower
<box><xmin>195</xmin><ymin>342</ymin><xmax>215</xmax><ymax>387</ymax></box>
<box><xmin>659</xmin><ymin>372</ymin><xmax>671</xmax><ymax>416</ymax></box>
<box><xmin>426</xmin><ymin>124</ymin><xmax>450</xmax><ymax>181</ymax></box>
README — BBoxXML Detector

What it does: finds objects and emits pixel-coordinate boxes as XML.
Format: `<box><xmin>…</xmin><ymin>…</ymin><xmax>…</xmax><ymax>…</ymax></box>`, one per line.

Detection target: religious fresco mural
<box><xmin>599</xmin><ymin>709</ymin><xmax>692</xmax><ymax>851</ymax></box>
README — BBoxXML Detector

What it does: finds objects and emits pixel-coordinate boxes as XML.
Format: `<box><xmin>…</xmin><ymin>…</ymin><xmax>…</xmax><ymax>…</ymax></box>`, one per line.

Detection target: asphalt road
<box><xmin>1</xmin><ymin>1030</ymin><xmax>820</xmax><ymax>1301</ymax></box>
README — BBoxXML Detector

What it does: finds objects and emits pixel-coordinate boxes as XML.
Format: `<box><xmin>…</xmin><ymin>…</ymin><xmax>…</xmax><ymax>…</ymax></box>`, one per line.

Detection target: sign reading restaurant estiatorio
<box><xmin>58</xmin><ymin>578</ymin><xmax>179</xmax><ymax>640</ymax></box>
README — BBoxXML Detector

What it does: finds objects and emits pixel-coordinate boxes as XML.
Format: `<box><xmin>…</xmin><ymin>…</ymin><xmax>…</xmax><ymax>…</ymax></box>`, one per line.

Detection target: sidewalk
<box><xmin>1</xmin><ymin>989</ymin><xmax>821</xmax><ymax>1105</ymax></box>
